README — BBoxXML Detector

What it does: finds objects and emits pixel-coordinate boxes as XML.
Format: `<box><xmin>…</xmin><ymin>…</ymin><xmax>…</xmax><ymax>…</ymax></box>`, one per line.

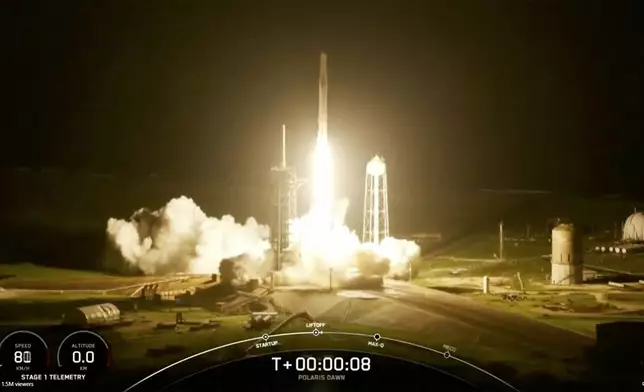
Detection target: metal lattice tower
<box><xmin>362</xmin><ymin>155</ymin><xmax>390</xmax><ymax>244</ymax></box>
<box><xmin>271</xmin><ymin>125</ymin><xmax>305</xmax><ymax>269</ymax></box>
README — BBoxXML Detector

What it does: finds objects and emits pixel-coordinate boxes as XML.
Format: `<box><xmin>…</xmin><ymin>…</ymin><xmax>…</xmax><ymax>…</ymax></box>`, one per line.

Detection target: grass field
<box><xmin>0</xmin><ymin>263</ymin><xmax>111</xmax><ymax>280</ymax></box>
<box><xmin>468</xmin><ymin>291</ymin><xmax>644</xmax><ymax>337</ymax></box>
<box><xmin>414</xmin><ymin>233</ymin><xmax>644</xmax><ymax>338</ymax></box>
<box><xmin>0</xmin><ymin>260</ymin><xmax>628</xmax><ymax>391</ymax></box>
<box><xmin>0</xmin><ymin>263</ymin><xmax>211</xmax><ymax>298</ymax></box>
<box><xmin>0</xmin><ymin>263</ymin><xmax>183</xmax><ymax>290</ymax></box>
<box><xmin>92</xmin><ymin>311</ymin><xmax>589</xmax><ymax>390</ymax></box>
<box><xmin>0</xmin><ymin>261</ymin><xmax>587</xmax><ymax>385</ymax></box>
<box><xmin>0</xmin><ymin>286</ymin><xmax>565</xmax><ymax>390</ymax></box>
<box><xmin>584</xmin><ymin>253</ymin><xmax>644</xmax><ymax>274</ymax></box>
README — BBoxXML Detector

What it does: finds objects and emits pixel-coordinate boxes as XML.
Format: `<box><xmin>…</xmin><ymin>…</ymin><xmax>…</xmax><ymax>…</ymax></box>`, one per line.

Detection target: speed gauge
<box><xmin>0</xmin><ymin>330</ymin><xmax>50</xmax><ymax>386</ymax></box>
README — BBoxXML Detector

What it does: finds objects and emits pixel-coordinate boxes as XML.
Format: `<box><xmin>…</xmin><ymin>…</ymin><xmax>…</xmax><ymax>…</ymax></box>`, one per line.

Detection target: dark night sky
<box><xmin>2</xmin><ymin>0</ymin><xmax>644</xmax><ymax>197</ymax></box>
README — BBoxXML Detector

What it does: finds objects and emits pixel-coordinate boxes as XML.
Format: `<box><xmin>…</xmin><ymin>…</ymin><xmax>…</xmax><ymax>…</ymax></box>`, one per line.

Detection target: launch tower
<box><xmin>362</xmin><ymin>156</ymin><xmax>390</xmax><ymax>244</ymax></box>
<box><xmin>271</xmin><ymin>125</ymin><xmax>304</xmax><ymax>269</ymax></box>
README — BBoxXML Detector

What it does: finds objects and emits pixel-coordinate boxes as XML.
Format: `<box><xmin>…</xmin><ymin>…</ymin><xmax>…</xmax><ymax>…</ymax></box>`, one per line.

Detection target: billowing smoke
<box><xmin>105</xmin><ymin>196</ymin><xmax>420</xmax><ymax>288</ymax></box>
<box><xmin>277</xmin><ymin>198</ymin><xmax>422</xmax><ymax>286</ymax></box>
<box><xmin>105</xmin><ymin>196</ymin><xmax>271</xmax><ymax>281</ymax></box>
<box><xmin>376</xmin><ymin>237</ymin><xmax>423</xmax><ymax>278</ymax></box>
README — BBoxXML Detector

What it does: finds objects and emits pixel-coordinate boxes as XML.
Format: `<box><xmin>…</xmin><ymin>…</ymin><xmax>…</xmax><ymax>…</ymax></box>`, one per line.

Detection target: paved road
<box><xmin>289</xmin><ymin>280</ymin><xmax>595</xmax><ymax>365</ymax></box>
<box><xmin>378</xmin><ymin>280</ymin><xmax>592</xmax><ymax>354</ymax></box>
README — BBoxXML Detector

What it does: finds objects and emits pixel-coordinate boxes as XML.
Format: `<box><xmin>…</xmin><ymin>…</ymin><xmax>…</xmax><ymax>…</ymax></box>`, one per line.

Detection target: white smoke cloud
<box><xmin>278</xmin><ymin>198</ymin><xmax>421</xmax><ymax>286</ymax></box>
<box><xmin>377</xmin><ymin>237</ymin><xmax>422</xmax><ymax>278</ymax></box>
<box><xmin>105</xmin><ymin>196</ymin><xmax>421</xmax><ymax>288</ymax></box>
<box><xmin>105</xmin><ymin>196</ymin><xmax>271</xmax><ymax>276</ymax></box>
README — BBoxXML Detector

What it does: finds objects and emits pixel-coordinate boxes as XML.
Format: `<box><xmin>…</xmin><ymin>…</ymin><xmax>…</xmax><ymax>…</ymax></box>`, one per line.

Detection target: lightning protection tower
<box><xmin>271</xmin><ymin>125</ymin><xmax>304</xmax><ymax>269</ymax></box>
<box><xmin>362</xmin><ymin>155</ymin><xmax>390</xmax><ymax>244</ymax></box>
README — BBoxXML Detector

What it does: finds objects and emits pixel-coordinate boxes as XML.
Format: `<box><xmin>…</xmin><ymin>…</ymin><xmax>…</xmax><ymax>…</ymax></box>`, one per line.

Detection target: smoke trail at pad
<box><xmin>104</xmin><ymin>196</ymin><xmax>272</xmax><ymax>279</ymax></box>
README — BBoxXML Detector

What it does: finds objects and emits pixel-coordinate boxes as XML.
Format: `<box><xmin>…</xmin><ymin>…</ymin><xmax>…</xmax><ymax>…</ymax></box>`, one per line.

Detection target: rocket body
<box><xmin>311</xmin><ymin>51</ymin><xmax>333</xmax><ymax>225</ymax></box>
<box><xmin>318</xmin><ymin>52</ymin><xmax>328</xmax><ymax>142</ymax></box>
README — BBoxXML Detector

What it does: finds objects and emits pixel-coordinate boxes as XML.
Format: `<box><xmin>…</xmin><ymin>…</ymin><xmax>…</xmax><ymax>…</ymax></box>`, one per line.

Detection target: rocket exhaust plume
<box><xmin>284</xmin><ymin>52</ymin><xmax>421</xmax><ymax>286</ymax></box>
<box><xmin>104</xmin><ymin>53</ymin><xmax>420</xmax><ymax>288</ymax></box>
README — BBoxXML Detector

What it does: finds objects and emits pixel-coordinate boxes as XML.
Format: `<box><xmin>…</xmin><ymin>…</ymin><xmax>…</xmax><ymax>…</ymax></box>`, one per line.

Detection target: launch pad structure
<box><xmin>271</xmin><ymin>125</ymin><xmax>305</xmax><ymax>270</ymax></box>
<box><xmin>271</xmin><ymin>52</ymin><xmax>328</xmax><ymax>271</ymax></box>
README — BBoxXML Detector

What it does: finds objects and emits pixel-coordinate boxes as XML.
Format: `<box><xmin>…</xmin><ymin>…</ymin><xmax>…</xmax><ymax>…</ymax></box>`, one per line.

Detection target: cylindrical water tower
<box><xmin>551</xmin><ymin>224</ymin><xmax>584</xmax><ymax>285</ymax></box>
<box><xmin>362</xmin><ymin>155</ymin><xmax>390</xmax><ymax>244</ymax></box>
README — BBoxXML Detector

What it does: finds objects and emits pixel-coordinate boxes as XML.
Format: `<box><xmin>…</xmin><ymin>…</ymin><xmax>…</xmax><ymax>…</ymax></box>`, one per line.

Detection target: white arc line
<box><xmin>123</xmin><ymin>331</ymin><xmax>520</xmax><ymax>392</ymax></box>
<box><xmin>122</xmin><ymin>332</ymin><xmax>309</xmax><ymax>392</ymax></box>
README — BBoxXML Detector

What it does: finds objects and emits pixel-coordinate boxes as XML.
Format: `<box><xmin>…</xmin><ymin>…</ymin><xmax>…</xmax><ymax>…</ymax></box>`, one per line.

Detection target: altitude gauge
<box><xmin>0</xmin><ymin>330</ymin><xmax>50</xmax><ymax>382</ymax></box>
<box><xmin>57</xmin><ymin>330</ymin><xmax>110</xmax><ymax>378</ymax></box>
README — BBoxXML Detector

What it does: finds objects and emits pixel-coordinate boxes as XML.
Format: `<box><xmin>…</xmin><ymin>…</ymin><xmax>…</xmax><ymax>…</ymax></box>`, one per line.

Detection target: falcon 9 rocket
<box><xmin>318</xmin><ymin>52</ymin><xmax>328</xmax><ymax>143</ymax></box>
<box><xmin>310</xmin><ymin>52</ymin><xmax>333</xmax><ymax>229</ymax></box>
